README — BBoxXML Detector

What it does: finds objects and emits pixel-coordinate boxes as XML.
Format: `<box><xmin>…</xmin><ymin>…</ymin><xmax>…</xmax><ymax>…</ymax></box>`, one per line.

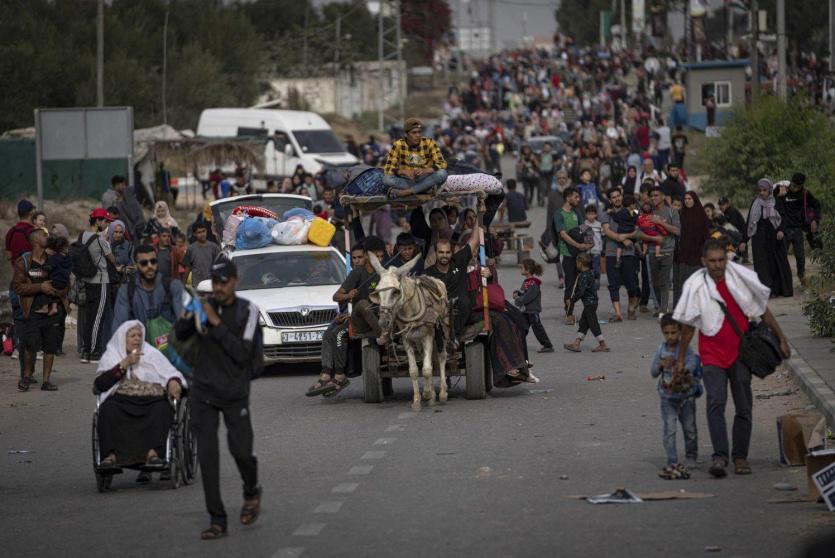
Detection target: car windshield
<box><xmin>212</xmin><ymin>196</ymin><xmax>312</xmax><ymax>237</ymax></box>
<box><xmin>234</xmin><ymin>250</ymin><xmax>346</xmax><ymax>290</ymax></box>
<box><xmin>292</xmin><ymin>130</ymin><xmax>345</xmax><ymax>154</ymax></box>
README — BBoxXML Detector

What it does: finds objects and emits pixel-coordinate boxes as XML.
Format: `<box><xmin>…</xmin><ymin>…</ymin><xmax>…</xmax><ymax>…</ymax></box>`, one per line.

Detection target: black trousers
<box><xmin>577</xmin><ymin>303</ymin><xmax>601</xmax><ymax>338</ymax></box>
<box><xmin>784</xmin><ymin>227</ymin><xmax>805</xmax><ymax>278</ymax></box>
<box><xmin>605</xmin><ymin>254</ymin><xmax>639</xmax><ymax>301</ymax></box>
<box><xmin>562</xmin><ymin>256</ymin><xmax>578</xmax><ymax>307</ymax></box>
<box><xmin>82</xmin><ymin>282</ymin><xmax>109</xmax><ymax>356</ymax></box>
<box><xmin>191</xmin><ymin>396</ymin><xmax>259</xmax><ymax>526</ymax></box>
<box><xmin>321</xmin><ymin>320</ymin><xmax>349</xmax><ymax>375</ymax></box>
<box><xmin>639</xmin><ymin>254</ymin><xmax>652</xmax><ymax>307</ymax></box>
<box><xmin>702</xmin><ymin>362</ymin><xmax>753</xmax><ymax>461</ymax></box>
<box><xmin>524</xmin><ymin>312</ymin><xmax>553</xmax><ymax>348</ymax></box>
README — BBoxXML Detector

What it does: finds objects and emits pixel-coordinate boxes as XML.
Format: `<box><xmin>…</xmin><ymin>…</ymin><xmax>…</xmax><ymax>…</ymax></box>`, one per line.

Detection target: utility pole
<box><xmin>302</xmin><ymin>4</ymin><xmax>309</xmax><ymax>77</ymax></box>
<box><xmin>378</xmin><ymin>4</ymin><xmax>384</xmax><ymax>131</ymax></box>
<box><xmin>335</xmin><ymin>15</ymin><xmax>341</xmax><ymax>117</ymax></box>
<box><xmin>620</xmin><ymin>0</ymin><xmax>627</xmax><ymax>50</ymax></box>
<box><xmin>395</xmin><ymin>0</ymin><xmax>404</xmax><ymax>125</ymax></box>
<box><xmin>96</xmin><ymin>0</ymin><xmax>104</xmax><ymax>107</ymax></box>
<box><xmin>162</xmin><ymin>2</ymin><xmax>169</xmax><ymax>124</ymax></box>
<box><xmin>776</xmin><ymin>0</ymin><xmax>787</xmax><ymax>100</ymax></box>
<box><xmin>727</xmin><ymin>1</ymin><xmax>734</xmax><ymax>56</ymax></box>
<box><xmin>751</xmin><ymin>0</ymin><xmax>759</xmax><ymax>102</ymax></box>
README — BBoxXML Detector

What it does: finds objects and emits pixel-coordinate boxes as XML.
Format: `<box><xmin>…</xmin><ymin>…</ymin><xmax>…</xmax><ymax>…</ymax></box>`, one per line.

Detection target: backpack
<box><xmin>70</xmin><ymin>233</ymin><xmax>100</xmax><ymax>279</ymax></box>
<box><xmin>567</xmin><ymin>226</ymin><xmax>589</xmax><ymax>257</ymax></box>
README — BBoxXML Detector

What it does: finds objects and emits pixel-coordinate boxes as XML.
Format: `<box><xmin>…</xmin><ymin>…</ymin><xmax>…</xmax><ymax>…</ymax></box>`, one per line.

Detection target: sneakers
<box><xmin>80</xmin><ymin>353</ymin><xmax>90</xmax><ymax>364</ymax></box>
<box><xmin>11</xmin><ymin>349</ymin><xmax>18</xmax><ymax>360</ymax></box>
<box><xmin>537</xmin><ymin>346</ymin><xmax>554</xmax><ymax>353</ymax></box>
<box><xmin>733</xmin><ymin>458</ymin><xmax>752</xmax><ymax>475</ymax></box>
<box><xmin>709</xmin><ymin>458</ymin><xmax>728</xmax><ymax>478</ymax></box>
<box><xmin>40</xmin><ymin>381</ymin><xmax>58</xmax><ymax>391</ymax></box>
<box><xmin>89</xmin><ymin>353</ymin><xmax>102</xmax><ymax>364</ymax></box>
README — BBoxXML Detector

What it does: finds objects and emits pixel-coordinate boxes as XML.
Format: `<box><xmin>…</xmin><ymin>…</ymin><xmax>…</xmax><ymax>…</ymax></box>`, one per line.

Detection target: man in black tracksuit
<box><xmin>175</xmin><ymin>258</ymin><xmax>263</xmax><ymax>540</ymax></box>
<box><xmin>781</xmin><ymin>172</ymin><xmax>822</xmax><ymax>284</ymax></box>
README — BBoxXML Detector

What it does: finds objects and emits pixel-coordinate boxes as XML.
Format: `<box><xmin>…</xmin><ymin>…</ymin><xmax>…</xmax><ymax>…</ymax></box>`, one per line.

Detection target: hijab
<box><xmin>747</xmin><ymin>179</ymin><xmax>781</xmax><ymax>238</ymax></box>
<box><xmin>676</xmin><ymin>191</ymin><xmax>711</xmax><ymax>266</ymax></box>
<box><xmin>95</xmin><ymin>320</ymin><xmax>187</xmax><ymax>403</ymax></box>
<box><xmin>621</xmin><ymin>166</ymin><xmax>637</xmax><ymax>192</ymax></box>
<box><xmin>153</xmin><ymin>201</ymin><xmax>179</xmax><ymax>230</ymax></box>
<box><xmin>50</xmin><ymin>223</ymin><xmax>69</xmax><ymax>240</ymax></box>
<box><xmin>106</xmin><ymin>219</ymin><xmax>127</xmax><ymax>244</ymax></box>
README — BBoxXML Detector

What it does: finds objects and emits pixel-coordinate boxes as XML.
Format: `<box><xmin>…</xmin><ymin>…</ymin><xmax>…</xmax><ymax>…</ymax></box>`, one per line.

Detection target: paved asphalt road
<box><xmin>2</xmin><ymin>160</ymin><xmax>834</xmax><ymax>556</ymax></box>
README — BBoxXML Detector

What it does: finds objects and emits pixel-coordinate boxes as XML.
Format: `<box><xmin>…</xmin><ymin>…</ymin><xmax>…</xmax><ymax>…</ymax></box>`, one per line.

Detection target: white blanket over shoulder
<box><xmin>672</xmin><ymin>261</ymin><xmax>770</xmax><ymax>337</ymax></box>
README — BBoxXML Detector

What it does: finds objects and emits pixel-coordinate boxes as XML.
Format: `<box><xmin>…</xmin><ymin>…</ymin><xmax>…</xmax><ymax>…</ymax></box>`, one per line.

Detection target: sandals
<box><xmin>563</xmin><ymin>342</ymin><xmax>581</xmax><ymax>353</ymax></box>
<box><xmin>240</xmin><ymin>487</ymin><xmax>262</xmax><ymax>525</ymax></box>
<box><xmin>201</xmin><ymin>524</ymin><xmax>228</xmax><ymax>540</ymax></box>
<box><xmin>658</xmin><ymin>464</ymin><xmax>690</xmax><ymax>480</ymax></box>
<box><xmin>733</xmin><ymin>458</ymin><xmax>752</xmax><ymax>475</ymax></box>
<box><xmin>323</xmin><ymin>377</ymin><xmax>350</xmax><ymax>397</ymax></box>
<box><xmin>564</xmin><ymin>315</ymin><xmax>576</xmax><ymax>326</ymax></box>
<box><xmin>17</xmin><ymin>380</ymin><xmax>29</xmax><ymax>392</ymax></box>
<box><xmin>591</xmin><ymin>343</ymin><xmax>611</xmax><ymax>353</ymax></box>
<box><xmin>608</xmin><ymin>315</ymin><xmax>623</xmax><ymax>323</ymax></box>
<box><xmin>306</xmin><ymin>378</ymin><xmax>337</xmax><ymax>397</ymax></box>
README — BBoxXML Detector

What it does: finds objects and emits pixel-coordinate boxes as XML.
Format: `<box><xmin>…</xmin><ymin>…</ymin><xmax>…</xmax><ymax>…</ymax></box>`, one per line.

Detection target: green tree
<box><xmin>401</xmin><ymin>0</ymin><xmax>451</xmax><ymax>67</ymax></box>
<box><xmin>555</xmin><ymin>0</ymin><xmax>616</xmax><ymax>46</ymax></box>
<box><xmin>702</xmin><ymin>95</ymin><xmax>835</xmax><ymax>211</ymax></box>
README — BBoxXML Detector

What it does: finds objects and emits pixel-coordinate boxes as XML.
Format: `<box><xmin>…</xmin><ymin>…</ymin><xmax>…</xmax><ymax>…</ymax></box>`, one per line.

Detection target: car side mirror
<box><xmin>197</xmin><ymin>280</ymin><xmax>212</xmax><ymax>294</ymax></box>
<box><xmin>284</xmin><ymin>144</ymin><xmax>294</xmax><ymax>157</ymax></box>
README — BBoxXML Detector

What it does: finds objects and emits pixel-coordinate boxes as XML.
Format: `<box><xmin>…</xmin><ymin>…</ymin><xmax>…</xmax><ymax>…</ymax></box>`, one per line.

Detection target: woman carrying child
<box><xmin>563</xmin><ymin>252</ymin><xmax>609</xmax><ymax>353</ymax></box>
<box><xmin>513</xmin><ymin>259</ymin><xmax>554</xmax><ymax>353</ymax></box>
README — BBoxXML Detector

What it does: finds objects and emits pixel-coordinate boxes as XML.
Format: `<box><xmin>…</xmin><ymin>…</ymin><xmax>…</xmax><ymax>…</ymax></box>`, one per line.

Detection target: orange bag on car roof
<box><xmin>308</xmin><ymin>217</ymin><xmax>336</xmax><ymax>247</ymax></box>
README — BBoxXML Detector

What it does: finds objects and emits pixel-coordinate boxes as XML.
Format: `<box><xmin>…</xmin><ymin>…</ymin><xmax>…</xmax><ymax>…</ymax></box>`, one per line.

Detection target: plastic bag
<box><xmin>308</xmin><ymin>217</ymin><xmax>336</xmax><ymax>247</ymax></box>
<box><xmin>145</xmin><ymin>315</ymin><xmax>174</xmax><ymax>351</ymax></box>
<box><xmin>236</xmin><ymin>217</ymin><xmax>274</xmax><ymax>250</ymax></box>
<box><xmin>282</xmin><ymin>207</ymin><xmax>315</xmax><ymax>221</ymax></box>
<box><xmin>223</xmin><ymin>213</ymin><xmax>246</xmax><ymax>246</ymax></box>
<box><xmin>271</xmin><ymin>219</ymin><xmax>311</xmax><ymax>245</ymax></box>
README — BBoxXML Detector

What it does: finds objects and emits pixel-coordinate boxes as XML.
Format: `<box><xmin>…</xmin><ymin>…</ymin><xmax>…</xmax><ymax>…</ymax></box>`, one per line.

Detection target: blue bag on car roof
<box><xmin>235</xmin><ymin>217</ymin><xmax>276</xmax><ymax>249</ymax></box>
<box><xmin>282</xmin><ymin>207</ymin><xmax>316</xmax><ymax>221</ymax></box>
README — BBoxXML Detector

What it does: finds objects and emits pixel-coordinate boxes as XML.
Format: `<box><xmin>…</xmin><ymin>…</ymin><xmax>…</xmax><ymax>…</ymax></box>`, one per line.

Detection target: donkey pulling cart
<box><xmin>339</xmin><ymin>190</ymin><xmax>494</xmax><ymax>407</ymax></box>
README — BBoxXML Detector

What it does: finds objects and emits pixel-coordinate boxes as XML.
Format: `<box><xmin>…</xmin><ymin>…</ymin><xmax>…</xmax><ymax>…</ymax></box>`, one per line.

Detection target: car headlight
<box><xmin>258</xmin><ymin>314</ymin><xmax>267</xmax><ymax>326</ymax></box>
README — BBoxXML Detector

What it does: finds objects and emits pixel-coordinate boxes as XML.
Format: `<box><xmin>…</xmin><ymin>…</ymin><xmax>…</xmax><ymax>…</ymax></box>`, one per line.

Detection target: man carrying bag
<box><xmin>673</xmin><ymin>239</ymin><xmax>791</xmax><ymax>479</ymax></box>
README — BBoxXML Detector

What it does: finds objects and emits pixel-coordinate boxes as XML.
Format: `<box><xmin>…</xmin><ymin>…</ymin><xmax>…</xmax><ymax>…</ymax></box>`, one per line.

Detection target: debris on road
<box><xmin>755</xmin><ymin>389</ymin><xmax>796</xmax><ymax>400</ymax></box>
<box><xmin>559</xmin><ymin>474</ymin><xmax>569</xmax><ymax>480</ymax></box>
<box><xmin>704</xmin><ymin>546</ymin><xmax>721</xmax><ymax>552</ymax></box>
<box><xmin>586</xmin><ymin>375</ymin><xmax>606</xmax><ymax>382</ymax></box>
<box><xmin>772</xmin><ymin>482</ymin><xmax>798</xmax><ymax>491</ymax></box>
<box><xmin>7</xmin><ymin>450</ymin><xmax>31</xmax><ymax>454</ymax></box>
<box><xmin>529</xmin><ymin>389</ymin><xmax>553</xmax><ymax>394</ymax></box>
<box><xmin>568</xmin><ymin>489</ymin><xmax>714</xmax><ymax>502</ymax></box>
<box><xmin>585</xmin><ymin>488</ymin><xmax>642</xmax><ymax>504</ymax></box>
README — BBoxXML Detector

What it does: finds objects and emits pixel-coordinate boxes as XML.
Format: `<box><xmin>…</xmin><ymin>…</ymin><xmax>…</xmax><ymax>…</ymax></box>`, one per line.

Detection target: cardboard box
<box><xmin>777</xmin><ymin>413</ymin><xmax>824</xmax><ymax>466</ymax></box>
<box><xmin>806</xmin><ymin>449</ymin><xmax>835</xmax><ymax>500</ymax></box>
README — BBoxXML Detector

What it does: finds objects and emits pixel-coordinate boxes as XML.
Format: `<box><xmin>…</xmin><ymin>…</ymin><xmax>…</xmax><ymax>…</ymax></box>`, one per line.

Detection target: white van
<box><xmin>196</xmin><ymin>108</ymin><xmax>358</xmax><ymax>185</ymax></box>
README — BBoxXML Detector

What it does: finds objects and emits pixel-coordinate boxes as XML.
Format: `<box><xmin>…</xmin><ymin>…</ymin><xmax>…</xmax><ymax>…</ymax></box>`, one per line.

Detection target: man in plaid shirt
<box><xmin>383</xmin><ymin>117</ymin><xmax>448</xmax><ymax>198</ymax></box>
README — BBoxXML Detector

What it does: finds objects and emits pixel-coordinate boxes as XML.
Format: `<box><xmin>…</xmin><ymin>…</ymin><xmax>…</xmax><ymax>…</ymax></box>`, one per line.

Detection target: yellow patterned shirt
<box><xmin>382</xmin><ymin>137</ymin><xmax>447</xmax><ymax>176</ymax></box>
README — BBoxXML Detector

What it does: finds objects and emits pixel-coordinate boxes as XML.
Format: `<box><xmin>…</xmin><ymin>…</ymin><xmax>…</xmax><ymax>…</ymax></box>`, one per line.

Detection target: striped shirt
<box><xmin>382</xmin><ymin>137</ymin><xmax>447</xmax><ymax>176</ymax></box>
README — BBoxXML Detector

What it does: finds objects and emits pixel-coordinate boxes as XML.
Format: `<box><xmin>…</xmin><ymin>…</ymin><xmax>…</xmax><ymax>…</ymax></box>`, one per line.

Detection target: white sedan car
<box><xmin>202</xmin><ymin>243</ymin><xmax>346</xmax><ymax>365</ymax></box>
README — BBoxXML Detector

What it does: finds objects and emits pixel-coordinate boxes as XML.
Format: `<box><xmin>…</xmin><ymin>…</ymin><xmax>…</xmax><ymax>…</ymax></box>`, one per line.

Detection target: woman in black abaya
<box><xmin>747</xmin><ymin>179</ymin><xmax>793</xmax><ymax>297</ymax></box>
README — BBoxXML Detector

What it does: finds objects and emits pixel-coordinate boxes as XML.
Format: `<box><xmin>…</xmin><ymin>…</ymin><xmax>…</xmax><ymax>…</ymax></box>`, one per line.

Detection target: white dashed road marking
<box><xmin>362</xmin><ymin>450</ymin><xmax>386</xmax><ymax>460</ymax></box>
<box><xmin>374</xmin><ymin>437</ymin><xmax>397</xmax><ymax>446</ymax></box>
<box><xmin>293</xmin><ymin>522</ymin><xmax>326</xmax><ymax>537</ymax></box>
<box><xmin>313</xmin><ymin>501</ymin><xmax>344</xmax><ymax>514</ymax></box>
<box><xmin>272</xmin><ymin>548</ymin><xmax>305</xmax><ymax>558</ymax></box>
<box><xmin>332</xmin><ymin>482</ymin><xmax>359</xmax><ymax>494</ymax></box>
<box><xmin>349</xmin><ymin>465</ymin><xmax>374</xmax><ymax>475</ymax></box>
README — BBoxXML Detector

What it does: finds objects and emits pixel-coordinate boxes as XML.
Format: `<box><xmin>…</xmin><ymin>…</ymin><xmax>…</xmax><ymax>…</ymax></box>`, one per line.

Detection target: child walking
<box><xmin>563</xmin><ymin>253</ymin><xmax>609</xmax><ymax>353</ymax></box>
<box><xmin>513</xmin><ymin>259</ymin><xmax>554</xmax><ymax>353</ymax></box>
<box><xmin>651</xmin><ymin>314</ymin><xmax>702</xmax><ymax>480</ymax></box>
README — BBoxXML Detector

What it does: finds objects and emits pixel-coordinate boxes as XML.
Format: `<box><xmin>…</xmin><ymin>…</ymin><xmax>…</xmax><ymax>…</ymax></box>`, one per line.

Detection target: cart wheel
<box><xmin>362</xmin><ymin>342</ymin><xmax>383</xmax><ymax>403</ymax></box>
<box><xmin>464</xmin><ymin>341</ymin><xmax>486</xmax><ymax>400</ymax></box>
<box><xmin>180</xmin><ymin>400</ymin><xmax>198</xmax><ymax>485</ymax></box>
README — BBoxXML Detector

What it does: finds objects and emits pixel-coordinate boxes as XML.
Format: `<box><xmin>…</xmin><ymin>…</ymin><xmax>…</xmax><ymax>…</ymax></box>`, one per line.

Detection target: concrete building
<box><xmin>258</xmin><ymin>61</ymin><xmax>407</xmax><ymax>120</ymax></box>
<box><xmin>681</xmin><ymin>59</ymin><xmax>749</xmax><ymax>131</ymax></box>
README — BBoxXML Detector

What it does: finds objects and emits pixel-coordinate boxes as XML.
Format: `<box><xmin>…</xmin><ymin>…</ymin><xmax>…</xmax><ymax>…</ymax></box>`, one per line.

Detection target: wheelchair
<box><xmin>91</xmin><ymin>395</ymin><xmax>198</xmax><ymax>492</ymax></box>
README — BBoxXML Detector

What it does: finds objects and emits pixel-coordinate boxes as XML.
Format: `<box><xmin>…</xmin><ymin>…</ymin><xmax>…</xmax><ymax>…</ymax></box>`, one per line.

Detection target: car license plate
<box><xmin>281</xmin><ymin>331</ymin><xmax>324</xmax><ymax>343</ymax></box>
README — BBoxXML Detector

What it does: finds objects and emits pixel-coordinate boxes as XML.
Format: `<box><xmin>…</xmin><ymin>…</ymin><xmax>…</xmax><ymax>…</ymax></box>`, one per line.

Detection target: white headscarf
<box><xmin>153</xmin><ymin>201</ymin><xmax>179</xmax><ymax>230</ymax></box>
<box><xmin>96</xmin><ymin>320</ymin><xmax>187</xmax><ymax>403</ymax></box>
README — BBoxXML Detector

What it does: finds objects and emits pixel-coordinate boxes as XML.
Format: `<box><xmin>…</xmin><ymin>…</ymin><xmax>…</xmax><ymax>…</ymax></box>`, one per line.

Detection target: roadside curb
<box><xmin>786</xmin><ymin>341</ymin><xmax>835</xmax><ymax>428</ymax></box>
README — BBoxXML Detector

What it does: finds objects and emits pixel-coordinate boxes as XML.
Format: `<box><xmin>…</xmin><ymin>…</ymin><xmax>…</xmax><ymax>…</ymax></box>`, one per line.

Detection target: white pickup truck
<box><xmin>204</xmin><ymin>195</ymin><xmax>345</xmax><ymax>366</ymax></box>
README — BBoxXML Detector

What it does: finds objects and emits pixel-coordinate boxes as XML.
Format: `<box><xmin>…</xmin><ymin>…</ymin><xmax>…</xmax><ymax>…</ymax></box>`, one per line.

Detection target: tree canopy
<box><xmin>0</xmin><ymin>0</ymin><xmax>451</xmax><ymax>132</ymax></box>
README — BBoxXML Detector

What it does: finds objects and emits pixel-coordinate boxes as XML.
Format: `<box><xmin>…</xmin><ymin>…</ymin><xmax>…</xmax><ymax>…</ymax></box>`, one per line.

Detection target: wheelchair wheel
<box><xmin>177</xmin><ymin>398</ymin><xmax>199</xmax><ymax>486</ymax></box>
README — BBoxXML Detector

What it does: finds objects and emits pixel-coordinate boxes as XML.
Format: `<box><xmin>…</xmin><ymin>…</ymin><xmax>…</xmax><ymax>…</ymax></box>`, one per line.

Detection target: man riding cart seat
<box><xmin>383</xmin><ymin>117</ymin><xmax>448</xmax><ymax>199</ymax></box>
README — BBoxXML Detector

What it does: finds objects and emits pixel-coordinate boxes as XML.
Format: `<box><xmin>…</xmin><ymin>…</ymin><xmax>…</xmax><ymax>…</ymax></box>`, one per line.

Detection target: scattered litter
<box><xmin>7</xmin><ymin>450</ymin><xmax>31</xmax><ymax>454</ymax></box>
<box><xmin>433</xmin><ymin>409</ymin><xmax>443</xmax><ymax>413</ymax></box>
<box><xmin>476</xmin><ymin>466</ymin><xmax>493</xmax><ymax>479</ymax></box>
<box><xmin>559</xmin><ymin>474</ymin><xmax>569</xmax><ymax>480</ymax></box>
<box><xmin>756</xmin><ymin>389</ymin><xmax>796</xmax><ymax>400</ymax></box>
<box><xmin>586</xmin><ymin>488</ymin><xmax>642</xmax><ymax>504</ymax></box>
<box><xmin>529</xmin><ymin>389</ymin><xmax>553</xmax><ymax>394</ymax></box>
<box><xmin>599</xmin><ymin>319</ymin><xmax>609</xmax><ymax>324</ymax></box>
<box><xmin>567</xmin><ymin>489</ymin><xmax>714</xmax><ymax>502</ymax></box>
<box><xmin>704</xmin><ymin>546</ymin><xmax>721</xmax><ymax>553</ymax></box>
<box><xmin>586</xmin><ymin>375</ymin><xmax>606</xmax><ymax>382</ymax></box>
<box><xmin>615</xmin><ymin>371</ymin><xmax>623</xmax><ymax>374</ymax></box>
<box><xmin>768</xmin><ymin>496</ymin><xmax>811</xmax><ymax>504</ymax></box>
<box><xmin>772</xmin><ymin>482</ymin><xmax>798</xmax><ymax>491</ymax></box>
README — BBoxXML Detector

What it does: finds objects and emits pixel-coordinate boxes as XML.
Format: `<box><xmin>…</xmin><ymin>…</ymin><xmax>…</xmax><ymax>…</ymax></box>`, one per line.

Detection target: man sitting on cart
<box><xmin>383</xmin><ymin>117</ymin><xmax>448</xmax><ymax>199</ymax></box>
<box><xmin>306</xmin><ymin>236</ymin><xmax>388</xmax><ymax>397</ymax></box>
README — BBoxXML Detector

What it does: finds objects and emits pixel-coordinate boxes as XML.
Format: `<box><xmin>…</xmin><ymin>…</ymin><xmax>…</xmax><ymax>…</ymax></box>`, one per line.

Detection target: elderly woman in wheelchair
<box><xmin>94</xmin><ymin>320</ymin><xmax>187</xmax><ymax>479</ymax></box>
